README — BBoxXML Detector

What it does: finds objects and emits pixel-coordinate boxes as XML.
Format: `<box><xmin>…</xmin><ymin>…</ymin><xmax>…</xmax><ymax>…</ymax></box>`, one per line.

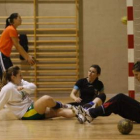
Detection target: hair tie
<box><xmin>8</xmin><ymin>18</ymin><xmax>10</xmax><ymax>23</ymax></box>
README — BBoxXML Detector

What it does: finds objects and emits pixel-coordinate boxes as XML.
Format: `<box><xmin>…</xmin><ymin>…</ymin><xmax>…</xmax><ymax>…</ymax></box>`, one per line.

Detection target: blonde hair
<box><xmin>2</xmin><ymin>66</ymin><xmax>20</xmax><ymax>88</ymax></box>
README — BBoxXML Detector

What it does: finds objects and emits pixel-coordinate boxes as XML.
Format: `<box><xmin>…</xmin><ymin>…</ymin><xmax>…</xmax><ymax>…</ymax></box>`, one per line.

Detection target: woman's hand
<box><xmin>27</xmin><ymin>55</ymin><xmax>36</xmax><ymax>65</ymax></box>
<box><xmin>17</xmin><ymin>86</ymin><xmax>24</xmax><ymax>91</ymax></box>
<box><xmin>74</xmin><ymin>97</ymin><xmax>82</xmax><ymax>103</ymax></box>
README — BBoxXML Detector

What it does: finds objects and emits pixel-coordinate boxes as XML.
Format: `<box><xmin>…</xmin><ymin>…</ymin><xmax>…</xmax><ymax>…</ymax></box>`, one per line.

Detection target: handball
<box><xmin>117</xmin><ymin>119</ymin><xmax>133</xmax><ymax>135</ymax></box>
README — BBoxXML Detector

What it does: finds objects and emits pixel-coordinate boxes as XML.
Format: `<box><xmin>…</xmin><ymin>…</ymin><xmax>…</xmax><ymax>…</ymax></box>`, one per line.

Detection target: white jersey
<box><xmin>0</xmin><ymin>80</ymin><xmax>36</xmax><ymax>119</ymax></box>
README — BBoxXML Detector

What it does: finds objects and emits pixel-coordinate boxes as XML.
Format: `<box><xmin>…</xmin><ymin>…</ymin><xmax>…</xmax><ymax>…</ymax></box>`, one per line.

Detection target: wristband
<box><xmin>89</xmin><ymin>101</ymin><xmax>94</xmax><ymax>105</ymax></box>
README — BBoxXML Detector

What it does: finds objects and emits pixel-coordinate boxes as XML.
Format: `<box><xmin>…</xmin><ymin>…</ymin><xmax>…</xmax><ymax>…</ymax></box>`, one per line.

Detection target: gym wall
<box><xmin>0</xmin><ymin>0</ymin><xmax>132</xmax><ymax>97</ymax></box>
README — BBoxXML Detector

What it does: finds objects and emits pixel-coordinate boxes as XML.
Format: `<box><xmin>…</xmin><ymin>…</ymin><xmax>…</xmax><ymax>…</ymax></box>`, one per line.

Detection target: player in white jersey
<box><xmin>0</xmin><ymin>66</ymin><xmax>76</xmax><ymax>120</ymax></box>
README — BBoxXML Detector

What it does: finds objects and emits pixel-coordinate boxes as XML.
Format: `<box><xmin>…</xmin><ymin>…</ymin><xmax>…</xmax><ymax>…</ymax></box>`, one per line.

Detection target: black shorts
<box><xmin>0</xmin><ymin>52</ymin><xmax>13</xmax><ymax>79</ymax></box>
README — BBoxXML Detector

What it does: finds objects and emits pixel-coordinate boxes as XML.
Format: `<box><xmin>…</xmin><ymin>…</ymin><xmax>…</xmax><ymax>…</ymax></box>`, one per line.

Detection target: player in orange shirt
<box><xmin>0</xmin><ymin>13</ymin><xmax>35</xmax><ymax>79</ymax></box>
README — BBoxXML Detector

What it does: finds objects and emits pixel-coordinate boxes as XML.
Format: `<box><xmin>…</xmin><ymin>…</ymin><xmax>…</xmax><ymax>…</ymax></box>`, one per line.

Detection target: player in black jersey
<box><xmin>65</xmin><ymin>65</ymin><xmax>106</xmax><ymax>109</ymax></box>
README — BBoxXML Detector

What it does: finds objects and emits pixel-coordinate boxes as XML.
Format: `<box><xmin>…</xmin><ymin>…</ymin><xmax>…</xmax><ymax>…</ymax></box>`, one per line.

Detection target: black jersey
<box><xmin>75</xmin><ymin>78</ymin><xmax>104</xmax><ymax>104</ymax></box>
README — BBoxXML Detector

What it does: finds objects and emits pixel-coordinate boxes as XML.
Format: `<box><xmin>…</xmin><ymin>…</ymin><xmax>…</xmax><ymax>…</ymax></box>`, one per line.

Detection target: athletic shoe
<box><xmin>77</xmin><ymin>113</ymin><xmax>86</xmax><ymax>124</ymax></box>
<box><xmin>77</xmin><ymin>106</ymin><xmax>93</xmax><ymax>123</ymax></box>
<box><xmin>71</xmin><ymin>106</ymin><xmax>86</xmax><ymax>123</ymax></box>
<box><xmin>71</xmin><ymin>106</ymin><xmax>80</xmax><ymax>116</ymax></box>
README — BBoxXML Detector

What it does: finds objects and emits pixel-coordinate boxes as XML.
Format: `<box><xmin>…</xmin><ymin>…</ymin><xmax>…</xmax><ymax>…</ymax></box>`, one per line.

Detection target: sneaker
<box><xmin>63</xmin><ymin>104</ymin><xmax>72</xmax><ymax>109</ymax></box>
<box><xmin>85</xmin><ymin>112</ymin><xmax>93</xmax><ymax>123</ymax></box>
<box><xmin>77</xmin><ymin>113</ymin><xmax>86</xmax><ymax>124</ymax></box>
<box><xmin>71</xmin><ymin>106</ymin><xmax>86</xmax><ymax>124</ymax></box>
<box><xmin>78</xmin><ymin>106</ymin><xmax>93</xmax><ymax>123</ymax></box>
<box><xmin>71</xmin><ymin>106</ymin><xmax>79</xmax><ymax>116</ymax></box>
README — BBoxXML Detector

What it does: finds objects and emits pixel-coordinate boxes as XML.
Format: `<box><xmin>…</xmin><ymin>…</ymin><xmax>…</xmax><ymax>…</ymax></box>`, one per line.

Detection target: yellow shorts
<box><xmin>22</xmin><ymin>104</ymin><xmax>45</xmax><ymax>120</ymax></box>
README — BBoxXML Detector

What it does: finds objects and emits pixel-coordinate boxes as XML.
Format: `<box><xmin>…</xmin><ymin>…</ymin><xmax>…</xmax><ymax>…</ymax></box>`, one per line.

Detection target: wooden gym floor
<box><xmin>0</xmin><ymin>98</ymin><xmax>139</xmax><ymax>140</ymax></box>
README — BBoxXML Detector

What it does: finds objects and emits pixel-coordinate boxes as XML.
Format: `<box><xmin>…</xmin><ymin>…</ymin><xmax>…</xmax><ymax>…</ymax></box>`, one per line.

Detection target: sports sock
<box><xmin>52</xmin><ymin>101</ymin><xmax>63</xmax><ymax>109</ymax></box>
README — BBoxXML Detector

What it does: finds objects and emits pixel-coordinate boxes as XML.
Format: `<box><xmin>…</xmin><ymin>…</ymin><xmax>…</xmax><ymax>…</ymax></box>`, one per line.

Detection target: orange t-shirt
<box><xmin>0</xmin><ymin>25</ymin><xmax>18</xmax><ymax>57</ymax></box>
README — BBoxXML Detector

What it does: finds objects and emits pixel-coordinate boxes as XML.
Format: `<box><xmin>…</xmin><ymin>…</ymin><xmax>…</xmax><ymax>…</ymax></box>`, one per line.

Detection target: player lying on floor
<box><xmin>75</xmin><ymin>61</ymin><xmax>140</xmax><ymax>124</ymax></box>
<box><xmin>0</xmin><ymin>65</ymin><xmax>77</xmax><ymax>120</ymax></box>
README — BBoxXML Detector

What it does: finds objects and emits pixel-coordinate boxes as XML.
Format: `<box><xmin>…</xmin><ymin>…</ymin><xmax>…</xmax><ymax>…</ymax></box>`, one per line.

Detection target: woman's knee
<box><xmin>115</xmin><ymin>93</ymin><xmax>126</xmax><ymax>100</ymax></box>
<box><xmin>34</xmin><ymin>95</ymin><xmax>55</xmax><ymax>111</ymax></box>
<box><xmin>41</xmin><ymin>95</ymin><xmax>54</xmax><ymax>103</ymax></box>
<box><xmin>97</xmin><ymin>93</ymin><xmax>106</xmax><ymax>103</ymax></box>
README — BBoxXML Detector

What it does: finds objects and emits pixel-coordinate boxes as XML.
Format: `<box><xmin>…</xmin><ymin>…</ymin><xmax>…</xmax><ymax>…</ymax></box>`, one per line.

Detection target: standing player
<box><xmin>0</xmin><ymin>13</ymin><xmax>35</xmax><ymax>79</ymax></box>
<box><xmin>76</xmin><ymin>61</ymin><xmax>140</xmax><ymax>124</ymax></box>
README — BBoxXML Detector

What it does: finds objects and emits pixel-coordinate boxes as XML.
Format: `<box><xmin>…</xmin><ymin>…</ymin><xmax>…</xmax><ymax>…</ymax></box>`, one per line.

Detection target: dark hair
<box><xmin>5</xmin><ymin>13</ymin><xmax>18</xmax><ymax>28</ymax></box>
<box><xmin>2</xmin><ymin>66</ymin><xmax>20</xmax><ymax>87</ymax></box>
<box><xmin>90</xmin><ymin>64</ymin><xmax>101</xmax><ymax>74</ymax></box>
<box><xmin>132</xmin><ymin>61</ymin><xmax>140</xmax><ymax>72</ymax></box>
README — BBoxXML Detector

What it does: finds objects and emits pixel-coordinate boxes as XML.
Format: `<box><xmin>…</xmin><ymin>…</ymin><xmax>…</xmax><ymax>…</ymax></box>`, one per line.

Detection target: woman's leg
<box><xmin>95</xmin><ymin>93</ymin><xmax>106</xmax><ymax>106</ymax></box>
<box><xmin>34</xmin><ymin>95</ymin><xmax>61</xmax><ymax>114</ymax></box>
<box><xmin>45</xmin><ymin>108</ymin><xmax>75</xmax><ymax>119</ymax></box>
<box><xmin>89</xmin><ymin>93</ymin><xmax>140</xmax><ymax>122</ymax></box>
<box><xmin>0</xmin><ymin>52</ymin><xmax>13</xmax><ymax>79</ymax></box>
<box><xmin>66</xmin><ymin>102</ymin><xmax>80</xmax><ymax>106</ymax></box>
<box><xmin>82</xmin><ymin>93</ymin><xmax>106</xmax><ymax>109</ymax></box>
<box><xmin>34</xmin><ymin>95</ymin><xmax>75</xmax><ymax>119</ymax></box>
<box><xmin>92</xmin><ymin>93</ymin><xmax>106</xmax><ymax>107</ymax></box>
<box><xmin>55</xmin><ymin>108</ymin><xmax>75</xmax><ymax>118</ymax></box>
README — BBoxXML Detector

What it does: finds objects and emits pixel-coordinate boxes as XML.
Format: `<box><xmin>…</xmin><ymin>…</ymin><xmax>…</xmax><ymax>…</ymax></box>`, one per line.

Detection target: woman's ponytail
<box><xmin>5</xmin><ymin>13</ymin><xmax>18</xmax><ymax>28</ymax></box>
<box><xmin>5</xmin><ymin>17</ymin><xmax>10</xmax><ymax>28</ymax></box>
